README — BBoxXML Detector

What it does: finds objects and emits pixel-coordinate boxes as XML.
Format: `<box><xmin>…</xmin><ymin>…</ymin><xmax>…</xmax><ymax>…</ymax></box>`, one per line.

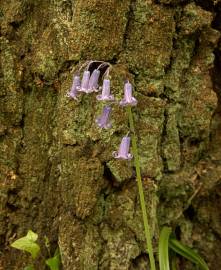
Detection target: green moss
<box><xmin>164</xmin><ymin>37</ymin><xmax>196</xmax><ymax>100</ymax></box>
<box><xmin>137</xmin><ymin>96</ymin><xmax>166</xmax><ymax>179</ymax></box>
<box><xmin>100</xmin><ymin>225</ymin><xmax>140</xmax><ymax>270</ymax></box>
<box><xmin>178</xmin><ymin>3</ymin><xmax>213</xmax><ymax>35</ymax></box>
<box><xmin>1</xmin><ymin>0</ymin><xmax>221</xmax><ymax>268</ymax></box>
<box><xmin>135</xmin><ymin>77</ymin><xmax>164</xmax><ymax>96</ymax></box>
<box><xmin>121</xmin><ymin>3</ymin><xmax>175</xmax><ymax>78</ymax></box>
<box><xmin>162</xmin><ymin>104</ymin><xmax>181</xmax><ymax>171</ymax></box>
<box><xmin>0</xmin><ymin>37</ymin><xmax>23</xmax><ymax>125</ymax></box>
<box><xmin>33</xmin><ymin>51</ymin><xmax>58</xmax><ymax>80</ymax></box>
<box><xmin>107</xmin><ymin>160</ymin><xmax>133</xmax><ymax>183</ymax></box>
<box><xmin>80</xmin><ymin>225</ymin><xmax>102</xmax><ymax>270</ymax></box>
<box><xmin>60</xmin><ymin>151</ymin><xmax>104</xmax><ymax>219</ymax></box>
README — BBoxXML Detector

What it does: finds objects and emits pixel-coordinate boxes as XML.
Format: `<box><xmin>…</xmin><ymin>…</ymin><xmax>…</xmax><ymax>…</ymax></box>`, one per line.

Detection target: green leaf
<box><xmin>26</xmin><ymin>230</ymin><xmax>38</xmax><ymax>242</ymax></box>
<box><xmin>169</xmin><ymin>238</ymin><xmax>209</xmax><ymax>270</ymax></box>
<box><xmin>159</xmin><ymin>227</ymin><xmax>172</xmax><ymax>270</ymax></box>
<box><xmin>46</xmin><ymin>249</ymin><xmax>61</xmax><ymax>270</ymax></box>
<box><xmin>10</xmin><ymin>230</ymin><xmax>40</xmax><ymax>259</ymax></box>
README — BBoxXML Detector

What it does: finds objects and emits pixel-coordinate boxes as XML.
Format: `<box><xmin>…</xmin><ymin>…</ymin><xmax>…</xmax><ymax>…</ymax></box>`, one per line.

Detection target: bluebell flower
<box><xmin>68</xmin><ymin>75</ymin><xmax>81</xmax><ymax>99</ymax></box>
<box><xmin>119</xmin><ymin>81</ymin><xmax>137</xmax><ymax>106</ymax></box>
<box><xmin>96</xmin><ymin>79</ymin><xmax>114</xmax><ymax>101</ymax></box>
<box><xmin>88</xmin><ymin>69</ymin><xmax>100</xmax><ymax>92</ymax></box>
<box><xmin>113</xmin><ymin>136</ymin><xmax>133</xmax><ymax>160</ymax></box>
<box><xmin>95</xmin><ymin>105</ymin><xmax>112</xmax><ymax>129</ymax></box>
<box><xmin>77</xmin><ymin>70</ymin><xmax>90</xmax><ymax>93</ymax></box>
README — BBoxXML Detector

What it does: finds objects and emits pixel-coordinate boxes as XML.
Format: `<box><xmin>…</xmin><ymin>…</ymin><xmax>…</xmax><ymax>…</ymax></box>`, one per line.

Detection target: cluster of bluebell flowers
<box><xmin>68</xmin><ymin>61</ymin><xmax>137</xmax><ymax>160</ymax></box>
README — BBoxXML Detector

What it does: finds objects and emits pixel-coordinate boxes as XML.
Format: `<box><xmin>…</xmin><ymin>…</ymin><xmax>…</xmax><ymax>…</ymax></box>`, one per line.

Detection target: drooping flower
<box><xmin>88</xmin><ymin>69</ymin><xmax>100</xmax><ymax>92</ymax></box>
<box><xmin>113</xmin><ymin>136</ymin><xmax>133</xmax><ymax>160</ymax></box>
<box><xmin>95</xmin><ymin>105</ymin><xmax>112</xmax><ymax>129</ymax></box>
<box><xmin>96</xmin><ymin>79</ymin><xmax>114</xmax><ymax>101</ymax></box>
<box><xmin>68</xmin><ymin>75</ymin><xmax>81</xmax><ymax>99</ymax></box>
<box><xmin>119</xmin><ymin>81</ymin><xmax>137</xmax><ymax>106</ymax></box>
<box><xmin>77</xmin><ymin>70</ymin><xmax>90</xmax><ymax>93</ymax></box>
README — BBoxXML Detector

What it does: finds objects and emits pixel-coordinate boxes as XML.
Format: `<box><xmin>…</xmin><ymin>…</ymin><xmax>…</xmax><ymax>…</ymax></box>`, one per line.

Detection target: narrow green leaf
<box><xmin>46</xmin><ymin>249</ymin><xmax>60</xmax><ymax>270</ymax></box>
<box><xmin>159</xmin><ymin>227</ymin><xmax>172</xmax><ymax>270</ymax></box>
<box><xmin>171</xmin><ymin>257</ymin><xmax>177</xmax><ymax>270</ymax></box>
<box><xmin>169</xmin><ymin>238</ymin><xmax>207</xmax><ymax>268</ymax></box>
<box><xmin>10</xmin><ymin>230</ymin><xmax>40</xmax><ymax>259</ymax></box>
<box><xmin>169</xmin><ymin>238</ymin><xmax>209</xmax><ymax>270</ymax></box>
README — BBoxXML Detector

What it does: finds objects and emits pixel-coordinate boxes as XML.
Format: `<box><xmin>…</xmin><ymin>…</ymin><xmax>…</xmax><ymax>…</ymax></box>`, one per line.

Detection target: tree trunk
<box><xmin>1</xmin><ymin>0</ymin><xmax>221</xmax><ymax>269</ymax></box>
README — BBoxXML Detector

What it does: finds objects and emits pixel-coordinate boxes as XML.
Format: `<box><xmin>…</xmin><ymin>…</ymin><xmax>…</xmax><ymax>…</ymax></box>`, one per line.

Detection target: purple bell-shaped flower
<box><xmin>95</xmin><ymin>106</ymin><xmax>112</xmax><ymax>129</ymax></box>
<box><xmin>113</xmin><ymin>136</ymin><xmax>133</xmax><ymax>160</ymax></box>
<box><xmin>77</xmin><ymin>70</ymin><xmax>90</xmax><ymax>93</ymax></box>
<box><xmin>68</xmin><ymin>75</ymin><xmax>81</xmax><ymax>99</ymax></box>
<box><xmin>88</xmin><ymin>69</ymin><xmax>100</xmax><ymax>92</ymax></box>
<box><xmin>96</xmin><ymin>79</ymin><xmax>114</xmax><ymax>101</ymax></box>
<box><xmin>119</xmin><ymin>81</ymin><xmax>137</xmax><ymax>106</ymax></box>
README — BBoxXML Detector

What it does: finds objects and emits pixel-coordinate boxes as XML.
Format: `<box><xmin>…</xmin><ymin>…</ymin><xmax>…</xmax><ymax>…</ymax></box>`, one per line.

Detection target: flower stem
<box><xmin>127</xmin><ymin>107</ymin><xmax>156</xmax><ymax>270</ymax></box>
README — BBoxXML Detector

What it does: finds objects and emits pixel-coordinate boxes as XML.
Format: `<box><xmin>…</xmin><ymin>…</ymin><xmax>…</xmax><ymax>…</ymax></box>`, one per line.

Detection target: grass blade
<box><xmin>159</xmin><ymin>227</ymin><xmax>172</xmax><ymax>270</ymax></box>
<box><xmin>169</xmin><ymin>238</ymin><xmax>209</xmax><ymax>270</ymax></box>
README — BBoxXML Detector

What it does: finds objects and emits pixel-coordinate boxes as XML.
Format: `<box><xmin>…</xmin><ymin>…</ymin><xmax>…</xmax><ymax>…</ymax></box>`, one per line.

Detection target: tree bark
<box><xmin>1</xmin><ymin>0</ymin><xmax>221</xmax><ymax>269</ymax></box>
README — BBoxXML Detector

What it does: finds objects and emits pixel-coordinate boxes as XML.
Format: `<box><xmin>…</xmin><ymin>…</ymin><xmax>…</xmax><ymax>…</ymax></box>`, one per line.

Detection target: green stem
<box><xmin>127</xmin><ymin>107</ymin><xmax>156</xmax><ymax>270</ymax></box>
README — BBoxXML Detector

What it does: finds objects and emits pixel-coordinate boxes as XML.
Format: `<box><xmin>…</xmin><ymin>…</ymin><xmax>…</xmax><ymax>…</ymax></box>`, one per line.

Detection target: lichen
<box><xmin>1</xmin><ymin>0</ymin><xmax>221</xmax><ymax>269</ymax></box>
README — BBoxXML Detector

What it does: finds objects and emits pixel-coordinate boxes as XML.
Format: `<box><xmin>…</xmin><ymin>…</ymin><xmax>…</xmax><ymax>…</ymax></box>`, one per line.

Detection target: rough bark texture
<box><xmin>1</xmin><ymin>0</ymin><xmax>221</xmax><ymax>269</ymax></box>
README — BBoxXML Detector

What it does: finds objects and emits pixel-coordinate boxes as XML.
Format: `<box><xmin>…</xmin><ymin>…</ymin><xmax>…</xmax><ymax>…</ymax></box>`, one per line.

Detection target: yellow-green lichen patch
<box><xmin>162</xmin><ymin>104</ymin><xmax>181</xmax><ymax>171</ymax></box>
<box><xmin>17</xmin><ymin>86</ymin><xmax>56</xmax><ymax>203</ymax></box>
<box><xmin>105</xmin><ymin>180</ymin><xmax>158</xmax><ymax>251</ymax></box>
<box><xmin>32</xmin><ymin>50</ymin><xmax>58</xmax><ymax>80</ymax></box>
<box><xmin>0</xmin><ymin>36</ymin><xmax>24</xmax><ymax>242</ymax></box>
<box><xmin>60</xmin><ymin>148</ymin><xmax>104</xmax><ymax>219</ymax></box>
<box><xmin>0</xmin><ymin>128</ymin><xmax>22</xmax><ymax>171</ymax></box>
<box><xmin>80</xmin><ymin>225</ymin><xmax>102</xmax><ymax>270</ymax></box>
<box><xmin>105</xmin><ymin>183</ymin><xmax>136</xmax><ymax>229</ymax></box>
<box><xmin>135</xmin><ymin>76</ymin><xmax>164</xmax><ymax>96</ymax></box>
<box><xmin>164</xmin><ymin>37</ymin><xmax>196</xmax><ymax>101</ymax></box>
<box><xmin>59</xmin><ymin>216</ymin><xmax>102</xmax><ymax>270</ymax></box>
<box><xmin>100</xmin><ymin>225</ymin><xmax>140</xmax><ymax>270</ymax></box>
<box><xmin>67</xmin><ymin>0</ymin><xmax>131</xmax><ymax>60</ymax></box>
<box><xmin>158</xmin><ymin>168</ymin><xmax>196</xmax><ymax>224</ymax></box>
<box><xmin>137</xmin><ymin>96</ymin><xmax>166</xmax><ymax>179</ymax></box>
<box><xmin>2</xmin><ymin>0</ymin><xmax>221</xmax><ymax>268</ymax></box>
<box><xmin>178</xmin><ymin>64</ymin><xmax>217</xmax><ymax>139</ymax></box>
<box><xmin>162</xmin><ymin>4</ymin><xmax>219</xmax><ymax>170</ymax></box>
<box><xmin>106</xmin><ymin>160</ymin><xmax>133</xmax><ymax>184</ymax></box>
<box><xmin>0</xmin><ymin>37</ymin><xmax>23</xmax><ymax>126</ymax></box>
<box><xmin>0</xmin><ymin>0</ymin><xmax>25</xmax><ymax>36</ymax></box>
<box><xmin>30</xmin><ymin>20</ymin><xmax>73</xmax><ymax>80</ymax></box>
<box><xmin>178</xmin><ymin>3</ymin><xmax>213</xmax><ymax>35</ymax></box>
<box><xmin>0</xmin><ymin>127</ymin><xmax>22</xmax><ymax>239</ymax></box>
<box><xmin>121</xmin><ymin>1</ymin><xmax>175</xmax><ymax>79</ymax></box>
